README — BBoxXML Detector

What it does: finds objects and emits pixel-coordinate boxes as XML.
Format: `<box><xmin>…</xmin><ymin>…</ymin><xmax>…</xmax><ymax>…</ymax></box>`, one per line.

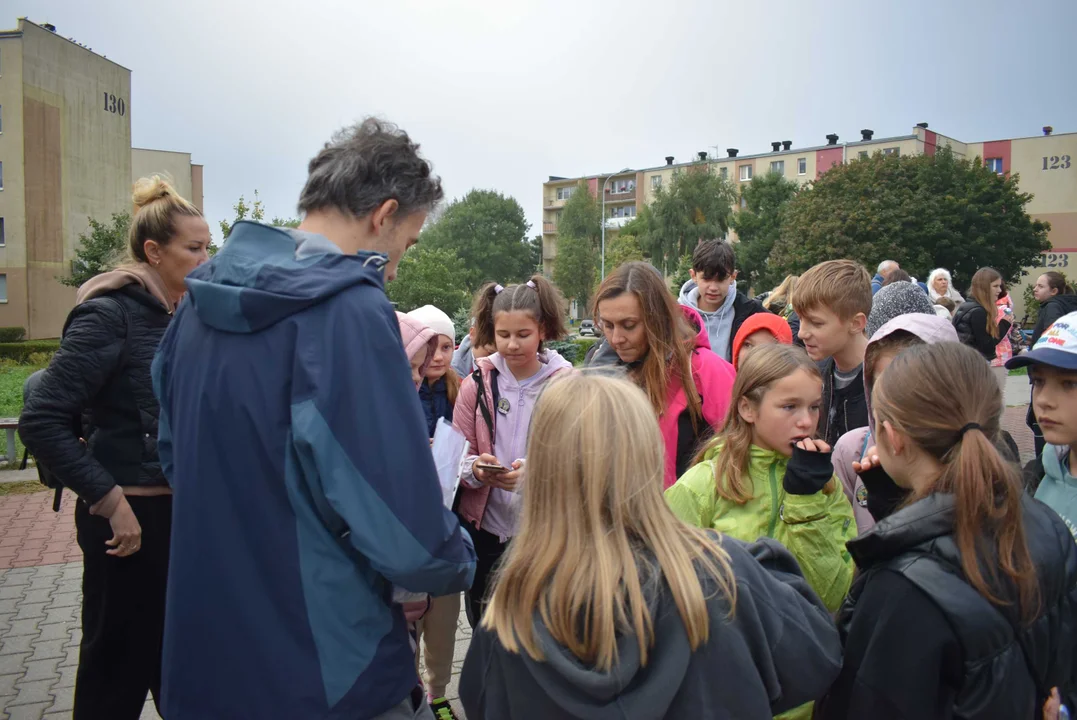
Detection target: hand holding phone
<box><xmin>473</xmin><ymin>454</ymin><xmax>508</xmax><ymax>485</ymax></box>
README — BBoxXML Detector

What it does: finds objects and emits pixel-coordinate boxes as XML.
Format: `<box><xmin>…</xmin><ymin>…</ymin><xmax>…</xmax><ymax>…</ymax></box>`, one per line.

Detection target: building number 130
<box><xmin>1043</xmin><ymin>155</ymin><xmax>1071</xmax><ymax>170</ymax></box>
<box><xmin>103</xmin><ymin>93</ymin><xmax>126</xmax><ymax>116</ymax></box>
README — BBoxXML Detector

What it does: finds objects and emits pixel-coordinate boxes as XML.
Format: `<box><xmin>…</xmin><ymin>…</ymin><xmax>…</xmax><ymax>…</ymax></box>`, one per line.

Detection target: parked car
<box><xmin>579</xmin><ymin>319</ymin><xmax>598</xmax><ymax>337</ymax></box>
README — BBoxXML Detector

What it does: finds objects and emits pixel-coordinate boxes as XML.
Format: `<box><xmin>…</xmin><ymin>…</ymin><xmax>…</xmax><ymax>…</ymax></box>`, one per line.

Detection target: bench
<box><xmin>0</xmin><ymin>418</ymin><xmax>18</xmax><ymax>464</ymax></box>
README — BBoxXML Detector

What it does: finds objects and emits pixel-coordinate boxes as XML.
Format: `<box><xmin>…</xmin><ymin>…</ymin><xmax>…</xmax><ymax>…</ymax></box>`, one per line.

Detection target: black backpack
<box><xmin>20</xmin><ymin>296</ymin><xmax>132</xmax><ymax>511</ymax></box>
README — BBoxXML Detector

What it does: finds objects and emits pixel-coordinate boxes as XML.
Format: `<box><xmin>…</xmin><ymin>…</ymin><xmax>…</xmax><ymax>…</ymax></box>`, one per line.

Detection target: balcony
<box><xmin>544</xmin><ymin>197</ymin><xmax>562</xmax><ymax>209</ymax></box>
<box><xmin>604</xmin><ymin>216</ymin><xmax>632</xmax><ymax>229</ymax></box>
<box><xmin>543</xmin><ymin>222</ymin><xmax>558</xmax><ymax>234</ymax></box>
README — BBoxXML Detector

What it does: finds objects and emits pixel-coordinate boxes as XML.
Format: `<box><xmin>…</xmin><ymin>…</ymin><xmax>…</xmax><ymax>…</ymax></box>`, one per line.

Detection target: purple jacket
<box><xmin>832</xmin><ymin>314</ymin><xmax>959</xmax><ymax>534</ymax></box>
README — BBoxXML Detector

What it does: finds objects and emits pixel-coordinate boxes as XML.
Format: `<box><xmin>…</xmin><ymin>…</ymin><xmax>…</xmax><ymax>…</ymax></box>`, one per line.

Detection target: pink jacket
<box><xmin>660</xmin><ymin>306</ymin><xmax>737</xmax><ymax>489</ymax></box>
<box><xmin>453</xmin><ymin>351</ymin><xmax>574</xmax><ymax>531</ymax></box>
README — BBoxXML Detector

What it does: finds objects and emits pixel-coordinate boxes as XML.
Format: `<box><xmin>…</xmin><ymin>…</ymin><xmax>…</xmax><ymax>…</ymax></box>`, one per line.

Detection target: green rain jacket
<box><xmin>666</xmin><ymin>444</ymin><xmax>856</xmax><ymax>720</ymax></box>
<box><xmin>666</xmin><ymin>444</ymin><xmax>856</xmax><ymax>612</ymax></box>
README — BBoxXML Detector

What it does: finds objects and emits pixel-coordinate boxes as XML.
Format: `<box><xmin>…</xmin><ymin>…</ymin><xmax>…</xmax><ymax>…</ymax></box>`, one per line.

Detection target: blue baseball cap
<box><xmin>1006</xmin><ymin>311</ymin><xmax>1077</xmax><ymax>371</ymax></box>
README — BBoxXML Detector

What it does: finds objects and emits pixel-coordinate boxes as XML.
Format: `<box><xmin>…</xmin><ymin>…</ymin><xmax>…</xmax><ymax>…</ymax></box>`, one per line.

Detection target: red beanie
<box><xmin>732</xmin><ymin>313</ymin><xmax>794</xmax><ymax>369</ymax></box>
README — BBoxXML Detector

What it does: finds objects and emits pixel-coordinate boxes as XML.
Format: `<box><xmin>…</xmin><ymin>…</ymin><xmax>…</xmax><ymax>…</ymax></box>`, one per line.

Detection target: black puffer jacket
<box><xmin>820</xmin><ymin>493</ymin><xmax>1077</xmax><ymax>719</ymax></box>
<box><xmin>19</xmin><ymin>284</ymin><xmax>172</xmax><ymax>505</ymax></box>
<box><xmin>953</xmin><ymin>300</ymin><xmax>1011</xmax><ymax>360</ymax></box>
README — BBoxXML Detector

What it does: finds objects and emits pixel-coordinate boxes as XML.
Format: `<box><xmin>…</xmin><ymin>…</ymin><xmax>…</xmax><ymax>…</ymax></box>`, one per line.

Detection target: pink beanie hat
<box><xmin>396</xmin><ymin>312</ymin><xmax>438</xmax><ymax>385</ymax></box>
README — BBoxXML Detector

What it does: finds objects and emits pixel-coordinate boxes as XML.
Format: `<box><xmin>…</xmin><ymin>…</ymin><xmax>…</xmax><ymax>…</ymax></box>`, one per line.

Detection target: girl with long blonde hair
<box><xmin>953</xmin><ymin>266</ymin><xmax>1012</xmax><ymax>362</ymax></box>
<box><xmin>459</xmin><ymin>373</ymin><xmax>842</xmax><ymax>719</ymax></box>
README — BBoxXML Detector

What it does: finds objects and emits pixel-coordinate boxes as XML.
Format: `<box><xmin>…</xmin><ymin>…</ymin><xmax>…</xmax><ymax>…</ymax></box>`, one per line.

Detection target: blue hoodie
<box><xmin>152</xmin><ymin>222</ymin><xmax>477</xmax><ymax>720</ymax></box>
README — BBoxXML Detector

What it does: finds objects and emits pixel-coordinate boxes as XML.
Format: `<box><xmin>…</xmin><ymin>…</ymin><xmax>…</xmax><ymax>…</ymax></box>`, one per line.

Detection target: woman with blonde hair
<box><xmin>459</xmin><ymin>373</ymin><xmax>842</xmax><ymax>719</ymax></box>
<box><xmin>20</xmin><ymin>176</ymin><xmax>210</xmax><ymax>719</ymax></box>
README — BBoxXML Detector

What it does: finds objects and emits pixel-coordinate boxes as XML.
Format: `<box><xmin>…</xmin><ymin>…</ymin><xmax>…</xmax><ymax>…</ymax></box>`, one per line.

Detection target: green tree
<box><xmin>558</xmin><ymin>181</ymin><xmax>602</xmax><ymax>247</ymax></box>
<box><xmin>212</xmin><ymin>191</ymin><xmax>302</xmax><ymax>256</ymax></box>
<box><xmin>732</xmin><ymin>172</ymin><xmax>800</xmax><ymax>292</ymax></box>
<box><xmin>527</xmin><ymin>234</ymin><xmax>544</xmax><ymax>274</ymax></box>
<box><xmin>668</xmin><ymin>253</ymin><xmax>693</xmax><ymax>295</ymax></box>
<box><xmin>605</xmin><ymin>233</ymin><xmax>644</xmax><ymax>274</ymax></box>
<box><xmin>421</xmin><ymin>189</ymin><xmax>532</xmax><ymax>291</ymax></box>
<box><xmin>61</xmin><ymin>213</ymin><xmax>131</xmax><ymax>287</ymax></box>
<box><xmin>642</xmin><ymin>167</ymin><xmax>738</xmax><ymax>274</ymax></box>
<box><xmin>386</xmin><ymin>246</ymin><xmax>470</xmax><ymax>316</ymax></box>
<box><xmin>553</xmin><ymin>234</ymin><xmax>598</xmax><ymax>314</ymax></box>
<box><xmin>773</xmin><ymin>147</ymin><xmax>1051</xmax><ymax>284</ymax></box>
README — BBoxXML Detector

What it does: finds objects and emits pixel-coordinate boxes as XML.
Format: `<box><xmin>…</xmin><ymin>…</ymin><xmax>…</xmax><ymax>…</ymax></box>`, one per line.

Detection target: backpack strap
<box><xmin>472</xmin><ymin>367</ymin><xmax>500</xmax><ymax>439</ymax></box>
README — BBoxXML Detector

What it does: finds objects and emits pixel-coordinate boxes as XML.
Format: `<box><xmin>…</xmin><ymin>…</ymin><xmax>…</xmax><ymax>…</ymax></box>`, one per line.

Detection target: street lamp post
<box><xmin>600</xmin><ymin>167</ymin><xmax>633</xmax><ymax>279</ymax></box>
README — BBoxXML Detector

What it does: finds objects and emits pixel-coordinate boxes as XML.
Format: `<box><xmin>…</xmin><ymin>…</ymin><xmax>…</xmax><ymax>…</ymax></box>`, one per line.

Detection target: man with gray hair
<box><xmin>872</xmin><ymin>259</ymin><xmax>900</xmax><ymax>295</ymax></box>
<box><xmin>153</xmin><ymin>118</ymin><xmax>476</xmax><ymax>719</ymax></box>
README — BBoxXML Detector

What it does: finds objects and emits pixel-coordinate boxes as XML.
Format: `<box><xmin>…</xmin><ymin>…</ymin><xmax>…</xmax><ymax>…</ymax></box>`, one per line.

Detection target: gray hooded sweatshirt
<box><xmin>678</xmin><ymin>279</ymin><xmax>738</xmax><ymax>361</ymax></box>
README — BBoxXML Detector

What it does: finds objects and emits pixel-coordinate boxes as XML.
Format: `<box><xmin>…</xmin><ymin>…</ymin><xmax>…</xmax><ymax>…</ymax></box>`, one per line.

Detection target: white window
<box><xmin>651</xmin><ymin>176</ymin><xmax>662</xmax><ymax>190</ymax></box>
<box><xmin>986</xmin><ymin>157</ymin><xmax>1003</xmax><ymax>174</ymax></box>
<box><xmin>0</xmin><ymin>274</ymin><xmax>7</xmax><ymax>303</ymax></box>
<box><xmin>610</xmin><ymin>179</ymin><xmax>636</xmax><ymax>194</ymax></box>
<box><xmin>798</xmin><ymin>158</ymin><xmax>807</xmax><ymax>175</ymax></box>
<box><xmin>609</xmin><ymin>206</ymin><xmax>637</xmax><ymax>219</ymax></box>
<box><xmin>719</xmin><ymin>167</ymin><xmax>728</xmax><ymax>179</ymax></box>
<box><xmin>556</xmin><ymin>186</ymin><xmax>576</xmax><ymax>201</ymax></box>
<box><xmin>858</xmin><ymin>151</ymin><xmax>869</xmax><ymax>160</ymax></box>
<box><xmin>770</xmin><ymin>160</ymin><xmax>785</xmax><ymax>174</ymax></box>
<box><xmin>739</xmin><ymin>196</ymin><xmax>747</xmax><ymax>209</ymax></box>
<box><xmin>739</xmin><ymin>165</ymin><xmax>753</xmax><ymax>181</ymax></box>
<box><xmin>883</xmin><ymin>147</ymin><xmax>900</xmax><ymax>156</ymax></box>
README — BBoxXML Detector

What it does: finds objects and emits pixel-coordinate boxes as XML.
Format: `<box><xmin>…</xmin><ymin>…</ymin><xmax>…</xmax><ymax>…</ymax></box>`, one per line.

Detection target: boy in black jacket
<box><xmin>791</xmin><ymin>260</ymin><xmax>873</xmax><ymax>446</ymax></box>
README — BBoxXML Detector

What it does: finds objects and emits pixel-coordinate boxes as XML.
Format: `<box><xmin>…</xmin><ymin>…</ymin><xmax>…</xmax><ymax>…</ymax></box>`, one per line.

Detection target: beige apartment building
<box><xmin>0</xmin><ymin>18</ymin><xmax>204</xmax><ymax>338</ymax></box>
<box><xmin>542</xmin><ymin>124</ymin><xmax>1076</xmax><ymax>315</ymax></box>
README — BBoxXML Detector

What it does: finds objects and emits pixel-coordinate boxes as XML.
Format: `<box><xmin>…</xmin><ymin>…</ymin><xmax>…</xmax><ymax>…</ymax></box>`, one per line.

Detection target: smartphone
<box><xmin>475</xmin><ymin>463</ymin><xmax>510</xmax><ymax>473</ymax></box>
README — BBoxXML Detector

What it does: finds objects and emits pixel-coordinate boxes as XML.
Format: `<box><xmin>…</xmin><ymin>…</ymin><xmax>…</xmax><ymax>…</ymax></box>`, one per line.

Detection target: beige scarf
<box><xmin>75</xmin><ymin>264</ymin><xmax>175</xmax><ymax>313</ymax></box>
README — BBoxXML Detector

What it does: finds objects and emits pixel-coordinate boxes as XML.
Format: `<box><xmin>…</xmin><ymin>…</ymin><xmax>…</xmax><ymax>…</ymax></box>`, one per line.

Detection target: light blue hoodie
<box><xmin>1037</xmin><ymin>444</ymin><xmax>1077</xmax><ymax>540</ymax></box>
<box><xmin>678</xmin><ymin>279</ymin><xmax>737</xmax><ymax>361</ymax></box>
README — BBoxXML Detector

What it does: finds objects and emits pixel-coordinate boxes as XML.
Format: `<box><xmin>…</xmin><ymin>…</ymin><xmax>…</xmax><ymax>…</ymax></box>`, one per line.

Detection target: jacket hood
<box><xmin>1043</xmin><ymin>294</ymin><xmax>1077</xmax><ymax>315</ymax></box>
<box><xmin>183</xmin><ymin>221</ymin><xmax>389</xmax><ymax>333</ymax></box>
<box><xmin>678</xmin><ymin>279</ymin><xmax>738</xmax><ymax>317</ymax></box>
<box><xmin>396</xmin><ymin>312</ymin><xmax>438</xmax><ymax>385</ymax></box>
<box><xmin>863</xmin><ymin>314</ymin><xmax>958</xmax><ymax>435</ymax></box>
<box><xmin>679</xmin><ymin>304</ymin><xmax>711</xmax><ymax>351</ymax></box>
<box><xmin>76</xmin><ymin>264</ymin><xmax>174</xmax><ymax>313</ymax></box>
<box><xmin>481</xmin><ymin>348</ymin><xmax>574</xmax><ymax>385</ymax></box>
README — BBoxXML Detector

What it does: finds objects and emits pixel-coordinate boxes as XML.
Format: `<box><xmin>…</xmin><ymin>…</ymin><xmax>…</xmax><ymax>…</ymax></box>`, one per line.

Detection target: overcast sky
<box><xmin>7</xmin><ymin>0</ymin><xmax>1075</xmax><ymax>240</ymax></box>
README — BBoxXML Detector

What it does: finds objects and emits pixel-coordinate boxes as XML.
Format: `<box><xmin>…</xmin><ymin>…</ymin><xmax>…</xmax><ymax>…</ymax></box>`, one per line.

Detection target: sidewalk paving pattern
<box><xmin>0</xmin><ymin>492</ymin><xmax>469</xmax><ymax>720</ymax></box>
<box><xmin>0</xmin><ymin>390</ymin><xmax>1038</xmax><ymax>719</ymax></box>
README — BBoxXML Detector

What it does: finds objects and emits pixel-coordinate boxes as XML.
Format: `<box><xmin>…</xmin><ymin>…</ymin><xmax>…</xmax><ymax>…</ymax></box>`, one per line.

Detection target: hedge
<box><xmin>0</xmin><ymin>340</ymin><xmax>61</xmax><ymax>363</ymax></box>
<box><xmin>0</xmin><ymin>327</ymin><xmax>26</xmax><ymax>343</ymax></box>
<box><xmin>547</xmin><ymin>338</ymin><xmax>600</xmax><ymax>366</ymax></box>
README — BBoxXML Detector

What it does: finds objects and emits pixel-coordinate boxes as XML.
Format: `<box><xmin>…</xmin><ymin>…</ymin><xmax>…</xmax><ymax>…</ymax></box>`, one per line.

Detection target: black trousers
<box><xmin>461</xmin><ymin>522</ymin><xmax>509</xmax><ymax>628</ymax></box>
<box><xmin>74</xmin><ymin>495</ymin><xmax>172</xmax><ymax>720</ymax></box>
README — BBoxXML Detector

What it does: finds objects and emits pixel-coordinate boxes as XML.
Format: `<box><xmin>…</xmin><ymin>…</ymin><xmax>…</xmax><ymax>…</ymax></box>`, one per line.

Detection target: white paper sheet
<box><xmin>431</xmin><ymin>418</ymin><xmax>468</xmax><ymax>510</ymax></box>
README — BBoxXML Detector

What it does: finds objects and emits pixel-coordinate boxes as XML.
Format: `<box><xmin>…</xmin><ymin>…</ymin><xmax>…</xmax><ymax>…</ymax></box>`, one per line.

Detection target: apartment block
<box><xmin>541</xmin><ymin>124</ymin><xmax>1076</xmax><ymax>312</ymax></box>
<box><xmin>0</xmin><ymin>18</ymin><xmax>204</xmax><ymax>338</ymax></box>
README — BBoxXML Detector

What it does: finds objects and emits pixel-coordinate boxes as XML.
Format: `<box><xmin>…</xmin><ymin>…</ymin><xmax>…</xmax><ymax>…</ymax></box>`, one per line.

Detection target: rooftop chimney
<box><xmin>826</xmin><ymin>134</ymin><xmax>839</xmax><ymax>146</ymax></box>
<box><xmin>1043</xmin><ymin>126</ymin><xmax>1054</xmax><ymax>136</ymax></box>
<box><xmin>698</xmin><ymin>151</ymin><xmax>708</xmax><ymax>161</ymax></box>
<box><xmin>916</xmin><ymin>122</ymin><xmax>929</xmax><ymax>129</ymax></box>
<box><xmin>665</xmin><ymin>155</ymin><xmax>675</xmax><ymax>166</ymax></box>
<box><xmin>861</xmin><ymin>129</ymin><xmax>874</xmax><ymax>141</ymax></box>
<box><xmin>727</xmin><ymin>148</ymin><xmax>739</xmax><ymax>158</ymax></box>
<box><xmin>782</xmin><ymin>140</ymin><xmax>792</xmax><ymax>151</ymax></box>
<box><xmin>771</xmin><ymin>141</ymin><xmax>781</xmax><ymax>152</ymax></box>
<box><xmin>42</xmin><ymin>23</ymin><xmax>56</xmax><ymax>32</ymax></box>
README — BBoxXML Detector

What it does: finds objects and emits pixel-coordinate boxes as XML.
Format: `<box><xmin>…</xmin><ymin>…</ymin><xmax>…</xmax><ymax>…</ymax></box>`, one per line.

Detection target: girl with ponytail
<box><xmin>819</xmin><ymin>342</ymin><xmax>1077</xmax><ymax>720</ymax></box>
<box><xmin>453</xmin><ymin>275</ymin><xmax>574</xmax><ymax>627</ymax></box>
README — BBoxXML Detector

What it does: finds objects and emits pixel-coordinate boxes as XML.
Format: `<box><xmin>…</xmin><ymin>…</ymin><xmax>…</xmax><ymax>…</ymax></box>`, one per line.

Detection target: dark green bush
<box><xmin>0</xmin><ymin>327</ymin><xmax>26</xmax><ymax>343</ymax></box>
<box><xmin>0</xmin><ymin>341</ymin><xmax>60</xmax><ymax>364</ymax></box>
<box><xmin>546</xmin><ymin>340</ymin><xmax>579</xmax><ymax>364</ymax></box>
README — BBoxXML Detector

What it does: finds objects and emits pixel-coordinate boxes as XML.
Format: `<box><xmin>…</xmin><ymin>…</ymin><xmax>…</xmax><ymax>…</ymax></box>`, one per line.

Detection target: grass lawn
<box><xmin>0</xmin><ymin>364</ymin><xmax>47</xmax><ymax>463</ymax></box>
<box><xmin>0</xmin><ymin>480</ymin><xmax>48</xmax><ymax>496</ymax></box>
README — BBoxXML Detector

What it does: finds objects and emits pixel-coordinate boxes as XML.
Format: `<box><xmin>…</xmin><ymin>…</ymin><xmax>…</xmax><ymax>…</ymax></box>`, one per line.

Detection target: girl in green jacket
<box><xmin>666</xmin><ymin>343</ymin><xmax>856</xmax><ymax>613</ymax></box>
